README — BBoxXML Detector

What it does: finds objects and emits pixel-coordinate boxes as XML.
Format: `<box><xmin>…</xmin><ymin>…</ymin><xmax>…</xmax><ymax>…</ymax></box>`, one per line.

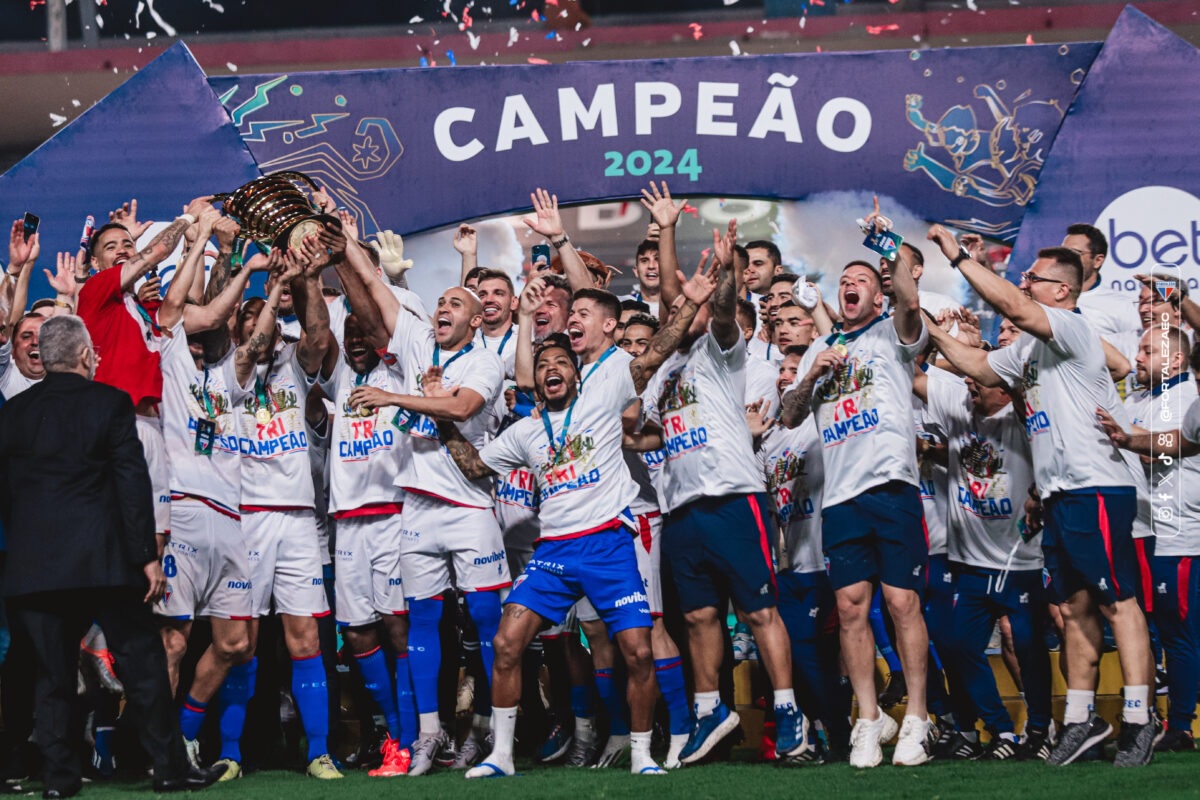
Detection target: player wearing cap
<box><xmin>925</xmin><ymin>225</ymin><xmax>1153</xmax><ymax>767</ymax></box>
<box><xmin>914</xmin><ymin>349</ymin><xmax>1052</xmax><ymax>761</ymax></box>
<box><xmin>341</xmin><ymin>255</ymin><xmax>507</xmax><ymax>775</ymax></box>
<box><xmin>639</xmin><ymin>222</ymin><xmax>811</xmax><ymax>765</ymax></box>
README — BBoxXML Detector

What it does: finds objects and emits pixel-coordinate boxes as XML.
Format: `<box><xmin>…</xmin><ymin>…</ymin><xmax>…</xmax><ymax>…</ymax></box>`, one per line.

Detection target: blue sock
<box><xmin>93</xmin><ymin>726</ymin><xmax>114</xmax><ymax>763</ymax></box>
<box><xmin>594</xmin><ymin>668</ymin><xmax>630</xmax><ymax>736</ymax></box>
<box><xmin>869</xmin><ymin>589</ymin><xmax>903</xmax><ymax>673</ymax></box>
<box><xmin>654</xmin><ymin>657</ymin><xmax>690</xmax><ymax>736</ymax></box>
<box><xmin>179</xmin><ymin>695</ymin><xmax>208</xmax><ymax>741</ymax></box>
<box><xmin>354</xmin><ymin>646</ymin><xmax>400</xmax><ymax>740</ymax></box>
<box><xmin>394</xmin><ymin>652</ymin><xmax>418</xmax><ymax>749</ymax></box>
<box><xmin>570</xmin><ymin>683</ymin><xmax>594</xmax><ymax>719</ymax></box>
<box><xmin>464</xmin><ymin>591</ymin><xmax>502</xmax><ymax>685</ymax></box>
<box><xmin>291</xmin><ymin>654</ymin><xmax>330</xmax><ymax>761</ymax></box>
<box><xmin>218</xmin><ymin>658</ymin><xmax>256</xmax><ymax>762</ymax></box>
<box><xmin>407</xmin><ymin>597</ymin><xmax>444</xmax><ymax>715</ymax></box>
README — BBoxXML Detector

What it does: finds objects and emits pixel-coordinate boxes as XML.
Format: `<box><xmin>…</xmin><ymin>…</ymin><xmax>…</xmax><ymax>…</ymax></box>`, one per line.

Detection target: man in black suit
<box><xmin>0</xmin><ymin>315</ymin><xmax>217</xmax><ymax>798</ymax></box>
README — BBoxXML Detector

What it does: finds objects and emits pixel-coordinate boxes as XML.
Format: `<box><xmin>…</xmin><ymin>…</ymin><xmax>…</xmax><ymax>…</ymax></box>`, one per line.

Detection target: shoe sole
<box><xmin>538</xmin><ymin>738</ymin><xmax>573</xmax><ymax>763</ymax></box>
<box><xmin>680</xmin><ymin>711</ymin><xmax>742</xmax><ymax>765</ymax></box>
<box><xmin>1048</xmin><ymin>724</ymin><xmax>1113</xmax><ymax>767</ymax></box>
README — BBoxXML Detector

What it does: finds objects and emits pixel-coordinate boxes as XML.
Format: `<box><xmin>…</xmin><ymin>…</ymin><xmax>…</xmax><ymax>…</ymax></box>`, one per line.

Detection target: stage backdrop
<box><xmin>1009</xmin><ymin>6</ymin><xmax>1200</xmax><ymax>299</ymax></box>
<box><xmin>207</xmin><ymin>41</ymin><xmax>1097</xmax><ymax>244</ymax></box>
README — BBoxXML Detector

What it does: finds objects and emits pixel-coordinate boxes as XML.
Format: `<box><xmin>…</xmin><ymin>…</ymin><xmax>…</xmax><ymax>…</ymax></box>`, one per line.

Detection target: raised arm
<box><xmin>629</xmin><ymin>252</ymin><xmax>720</xmax><ymax>394</ymax></box>
<box><xmin>234</xmin><ymin>250</ymin><xmax>295</xmax><ymax>387</ymax></box>
<box><xmin>928</xmin><ymin>224</ymin><xmax>1051</xmax><ymax>340</ymax></box>
<box><xmin>159</xmin><ymin>208</ymin><xmax>217</xmax><ymax>331</ymax></box>
<box><xmin>710</xmin><ymin>220</ymin><xmax>741</xmax><ymax>350</ymax></box>
<box><xmin>3</xmin><ymin>222</ymin><xmax>38</xmax><ymax>342</ymax></box>
<box><xmin>43</xmin><ymin>252</ymin><xmax>84</xmax><ymax>317</ymax></box>
<box><xmin>288</xmin><ymin>238</ymin><xmax>334</xmax><ymax>377</ymax></box>
<box><xmin>640</xmin><ymin>181</ymin><xmax>685</xmax><ymax>314</ymax></box>
<box><xmin>118</xmin><ymin>196</ymin><xmax>214</xmax><ymax>291</ymax></box>
<box><xmin>454</xmin><ymin>224</ymin><xmax>478</xmax><ymax>286</ymax></box>
<box><xmin>925</xmin><ymin>313</ymin><xmax>1006</xmax><ymax>387</ymax></box>
<box><xmin>513</xmin><ymin>276</ymin><xmax>546</xmax><ymax>393</ymax></box>
<box><xmin>525</xmin><ymin>188</ymin><xmax>588</xmax><ymax>292</ymax></box>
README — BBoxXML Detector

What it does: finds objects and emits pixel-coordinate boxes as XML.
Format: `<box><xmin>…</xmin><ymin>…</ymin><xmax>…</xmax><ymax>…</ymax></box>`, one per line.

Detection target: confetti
<box><xmin>723</xmin><ymin>0</ymin><xmax>739</xmax><ymax>5</ymax></box>
<box><xmin>1025</xmin><ymin>33</ymin><xmax>1035</xmax><ymax>43</ymax></box>
<box><xmin>729</xmin><ymin>40</ymin><xmax>741</xmax><ymax>55</ymax></box>
<box><xmin>226</xmin><ymin>61</ymin><xmax>237</xmax><ymax>71</ymax></box>
<box><xmin>409</xmin><ymin>15</ymin><xmax>423</xmax><ymax>22</ymax></box>
<box><xmin>459</xmin><ymin>7</ymin><xmax>472</xmax><ymax>29</ymax></box>
<box><xmin>681</xmin><ymin>203</ymin><xmax>699</xmax><ymax>218</ymax></box>
<box><xmin>689</xmin><ymin>22</ymin><xmax>703</xmax><ymax>40</ymax></box>
<box><xmin>531</xmin><ymin>9</ymin><xmax>540</xmax><ymax>20</ymax></box>
<box><xmin>419</xmin><ymin>56</ymin><xmax>429</xmax><ymax>67</ymax></box>
<box><xmin>575</xmin><ymin>22</ymin><xmax>581</xmax><ymax>30</ymax></box>
<box><xmin>71</xmin><ymin>99</ymin><xmax>80</xmax><ymax>107</ymax></box>
<box><xmin>508</xmin><ymin>27</ymin><xmax>519</xmax><ymax>46</ymax></box>
<box><xmin>528</xmin><ymin>57</ymin><xmax>549</xmax><ymax>64</ymax></box>
<box><xmin>866</xmin><ymin>24</ymin><xmax>900</xmax><ymax>34</ymax></box>
<box><xmin>49</xmin><ymin>113</ymin><xmax>66</xmax><ymax>127</ymax></box>
<box><xmin>799</xmin><ymin>16</ymin><xmax>805</xmax><ymax>28</ymax></box>
<box><xmin>545</xmin><ymin>31</ymin><xmax>555</xmax><ymax>39</ymax></box>
<box><xmin>581</xmin><ymin>37</ymin><xmax>591</xmax><ymax>46</ymax></box>
<box><xmin>446</xmin><ymin>50</ymin><xmax>456</xmax><ymax>65</ymax></box>
<box><xmin>468</xmin><ymin>31</ymin><xmax>481</xmax><ymax>49</ymax></box>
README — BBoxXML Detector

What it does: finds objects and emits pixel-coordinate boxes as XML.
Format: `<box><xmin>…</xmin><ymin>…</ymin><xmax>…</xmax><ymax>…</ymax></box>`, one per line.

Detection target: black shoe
<box><xmin>42</xmin><ymin>788</ymin><xmax>80</xmax><ymax>800</ymax></box>
<box><xmin>1017</xmin><ymin>728</ymin><xmax>1053</xmax><ymax>761</ymax></box>
<box><xmin>878</xmin><ymin>672</ymin><xmax>908</xmax><ymax>709</ymax></box>
<box><xmin>980</xmin><ymin>735</ymin><xmax>1020</xmax><ymax>760</ymax></box>
<box><xmin>934</xmin><ymin>731</ymin><xmax>984</xmax><ymax>760</ymax></box>
<box><xmin>152</xmin><ymin>765</ymin><xmax>222</xmax><ymax>792</ymax></box>
<box><xmin>1047</xmin><ymin>714</ymin><xmax>1112</xmax><ymax>766</ymax></box>
<box><xmin>1155</xmin><ymin>727</ymin><xmax>1196</xmax><ymax>752</ymax></box>
<box><xmin>1114</xmin><ymin>717</ymin><xmax>1159</xmax><ymax>767</ymax></box>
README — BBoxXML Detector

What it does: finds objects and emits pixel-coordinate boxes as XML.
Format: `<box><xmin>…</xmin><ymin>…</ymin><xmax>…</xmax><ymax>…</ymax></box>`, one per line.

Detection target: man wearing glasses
<box><xmin>1062</xmin><ymin>224</ymin><xmax>1141</xmax><ymax>336</ymax></box>
<box><xmin>922</xmin><ymin>226</ymin><xmax>1156</xmax><ymax>768</ymax></box>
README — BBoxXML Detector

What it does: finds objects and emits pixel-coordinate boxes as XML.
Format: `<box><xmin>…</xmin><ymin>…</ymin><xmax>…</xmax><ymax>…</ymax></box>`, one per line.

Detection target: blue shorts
<box><xmin>1042</xmin><ymin>487</ymin><xmax>1138</xmax><ymax>606</ymax></box>
<box><xmin>662</xmin><ymin>493</ymin><xmax>778</xmax><ymax>614</ymax></box>
<box><xmin>821</xmin><ymin>481</ymin><xmax>927</xmax><ymax>592</ymax></box>
<box><xmin>506</xmin><ymin>528</ymin><xmax>651</xmax><ymax>636</ymax></box>
<box><xmin>776</xmin><ymin>570</ymin><xmax>836</xmax><ymax>643</ymax></box>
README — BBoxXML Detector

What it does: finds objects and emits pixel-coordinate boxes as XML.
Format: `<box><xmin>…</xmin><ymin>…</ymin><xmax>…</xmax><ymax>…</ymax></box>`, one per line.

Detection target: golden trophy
<box><xmin>213</xmin><ymin>170</ymin><xmax>338</xmax><ymax>251</ymax></box>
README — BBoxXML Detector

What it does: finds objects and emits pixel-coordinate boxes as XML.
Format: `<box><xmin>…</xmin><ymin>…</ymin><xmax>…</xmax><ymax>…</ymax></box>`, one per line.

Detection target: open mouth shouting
<box><xmin>566</xmin><ymin>323</ymin><xmax>585</xmax><ymax>347</ymax></box>
<box><xmin>435</xmin><ymin>314</ymin><xmax>453</xmax><ymax>336</ymax></box>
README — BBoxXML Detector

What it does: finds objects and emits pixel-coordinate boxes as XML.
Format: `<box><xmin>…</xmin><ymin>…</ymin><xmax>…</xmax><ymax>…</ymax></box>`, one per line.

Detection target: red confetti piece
<box><xmin>1025</xmin><ymin>33</ymin><xmax>1035</xmax><ymax>43</ymax></box>
<box><xmin>29</xmin><ymin>0</ymin><xmax>46</xmax><ymax>8</ymax></box>
<box><xmin>681</xmin><ymin>204</ymin><xmax>699</xmax><ymax>218</ymax></box>
<box><xmin>532</xmin><ymin>9</ymin><xmax>540</xmax><ymax>20</ymax></box>
<box><xmin>816</xmin><ymin>45</ymin><xmax>822</xmax><ymax>52</ymax></box>
<box><xmin>689</xmin><ymin>22</ymin><xmax>703</xmax><ymax>40</ymax></box>
<box><xmin>546</xmin><ymin>0</ymin><xmax>559</xmax><ymax>5</ymax></box>
<box><xmin>528</xmin><ymin>57</ymin><xmax>550</xmax><ymax>64</ymax></box>
<box><xmin>460</xmin><ymin>7</ymin><xmax>472</xmax><ymax>29</ymax></box>
<box><xmin>866</xmin><ymin>24</ymin><xmax>900</xmax><ymax>34</ymax></box>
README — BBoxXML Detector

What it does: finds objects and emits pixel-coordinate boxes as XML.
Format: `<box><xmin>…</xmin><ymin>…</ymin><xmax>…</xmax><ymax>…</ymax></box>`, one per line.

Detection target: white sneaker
<box><xmin>664</xmin><ymin>733</ymin><xmax>689</xmax><ymax>769</ymax></box>
<box><xmin>849</xmin><ymin>710</ymin><xmax>899</xmax><ymax>769</ymax></box>
<box><xmin>892</xmin><ymin>715</ymin><xmax>936</xmax><ymax>766</ymax></box>
<box><xmin>183</xmin><ymin>737</ymin><xmax>200</xmax><ymax>772</ymax></box>
<box><xmin>593</xmin><ymin>734</ymin><xmax>630</xmax><ymax>768</ymax></box>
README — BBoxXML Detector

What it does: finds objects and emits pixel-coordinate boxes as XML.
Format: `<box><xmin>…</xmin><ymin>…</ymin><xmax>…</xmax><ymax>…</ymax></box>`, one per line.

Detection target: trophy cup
<box><xmin>213</xmin><ymin>170</ymin><xmax>339</xmax><ymax>252</ymax></box>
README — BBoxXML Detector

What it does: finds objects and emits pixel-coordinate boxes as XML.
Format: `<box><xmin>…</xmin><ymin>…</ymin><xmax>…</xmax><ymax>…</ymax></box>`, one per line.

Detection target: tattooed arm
<box><xmin>434</xmin><ymin>418</ymin><xmax>497</xmax><ymax>480</ymax></box>
<box><xmin>710</xmin><ymin>220</ymin><xmax>740</xmax><ymax>351</ymax></box>
<box><xmin>234</xmin><ymin>251</ymin><xmax>296</xmax><ymax>387</ymax></box>
<box><xmin>779</xmin><ymin>348</ymin><xmax>840</xmax><ymax>428</ymax></box>
<box><xmin>119</xmin><ymin>196</ymin><xmax>213</xmax><ymax>291</ymax></box>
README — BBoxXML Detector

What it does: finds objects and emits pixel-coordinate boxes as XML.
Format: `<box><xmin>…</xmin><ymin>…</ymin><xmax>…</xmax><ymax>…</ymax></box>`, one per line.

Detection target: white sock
<box><xmin>1064</xmin><ymin>690</ymin><xmax>1094</xmax><ymax>724</ymax></box>
<box><xmin>419</xmin><ymin>712</ymin><xmax>442</xmax><ymax>736</ymax></box>
<box><xmin>773</xmin><ymin>688</ymin><xmax>797</xmax><ymax>712</ymax></box>
<box><xmin>694</xmin><ymin>691</ymin><xmax>720</xmax><ymax>718</ymax></box>
<box><xmin>1124</xmin><ymin>685</ymin><xmax>1150</xmax><ymax>725</ymax></box>
<box><xmin>630</xmin><ymin>731</ymin><xmax>661</xmax><ymax>774</ymax></box>
<box><xmin>576</xmin><ymin>715</ymin><xmax>596</xmax><ymax>740</ymax></box>
<box><xmin>489</xmin><ymin>707</ymin><xmax>517</xmax><ymax>764</ymax></box>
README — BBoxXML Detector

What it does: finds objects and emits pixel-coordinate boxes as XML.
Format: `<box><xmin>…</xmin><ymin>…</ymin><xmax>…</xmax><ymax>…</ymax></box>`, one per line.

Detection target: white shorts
<box><xmin>575</xmin><ymin>511</ymin><xmax>662</xmax><ymax>620</ymax></box>
<box><xmin>334</xmin><ymin>513</ymin><xmax>407</xmax><ymax>626</ymax></box>
<box><xmin>135</xmin><ymin>415</ymin><xmax>171</xmax><ymax>534</ymax></box>
<box><xmin>155</xmin><ymin>499</ymin><xmax>253</xmax><ymax>621</ymax></box>
<box><xmin>243</xmin><ymin>508</ymin><xmax>330</xmax><ymax>617</ymax></box>
<box><xmin>399</xmin><ymin>492</ymin><xmax>511</xmax><ymax>601</ymax></box>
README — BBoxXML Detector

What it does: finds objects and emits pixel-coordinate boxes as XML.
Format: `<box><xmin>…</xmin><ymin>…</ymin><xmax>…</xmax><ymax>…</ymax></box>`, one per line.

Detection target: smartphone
<box><xmin>532</xmin><ymin>243</ymin><xmax>551</xmax><ymax>271</ymax></box>
<box><xmin>22</xmin><ymin>212</ymin><xmax>39</xmax><ymax>241</ymax></box>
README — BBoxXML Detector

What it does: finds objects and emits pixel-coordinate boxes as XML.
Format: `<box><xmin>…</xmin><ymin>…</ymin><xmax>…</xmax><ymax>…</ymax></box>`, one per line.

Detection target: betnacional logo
<box><xmin>1093</xmin><ymin>186</ymin><xmax>1200</xmax><ymax>291</ymax></box>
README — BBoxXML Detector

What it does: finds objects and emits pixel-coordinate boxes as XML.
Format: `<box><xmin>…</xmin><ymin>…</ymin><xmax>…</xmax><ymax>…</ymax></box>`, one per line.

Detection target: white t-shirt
<box><xmin>925</xmin><ymin>375</ymin><xmax>1041</xmax><ymax>571</ymax></box>
<box><xmin>987</xmin><ymin>306</ymin><xmax>1135</xmax><ymax>497</ymax></box>
<box><xmin>761</xmin><ymin>418</ymin><xmax>824</xmax><ymax>574</ymax></box>
<box><xmin>480</xmin><ymin>358</ymin><xmax>637</xmax><ymax>539</ymax></box>
<box><xmin>230</xmin><ymin>342</ymin><xmax>317</xmax><ymax>508</ymax></box>
<box><xmin>644</xmin><ymin>333</ymin><xmax>764</xmax><ymax>512</ymax></box>
<box><xmin>1125</xmin><ymin>375</ymin><xmax>1200</xmax><ymax>555</ymax></box>
<box><xmin>0</xmin><ymin>341</ymin><xmax>39</xmax><ymax>400</ymax></box>
<box><xmin>913</xmin><ymin>368</ymin><xmax>954</xmax><ymax>557</ymax></box>
<box><xmin>793</xmin><ymin>314</ymin><xmax>928</xmax><ymax>508</ymax></box>
<box><xmin>329</xmin><ymin>285</ymin><xmax>430</xmax><ymax>347</ymax></box>
<box><xmin>159</xmin><ymin>323</ymin><xmax>240</xmax><ymax>510</ymax></box>
<box><xmin>387</xmin><ymin>308</ymin><xmax>504</xmax><ymax>507</ymax></box>
<box><xmin>745</xmin><ymin>354</ymin><xmax>781</xmax><ymax>418</ymax></box>
<box><xmin>479</xmin><ymin>323</ymin><xmax>519</xmax><ymax>421</ymax></box>
<box><xmin>1077</xmin><ymin>282</ymin><xmax>1141</xmax><ymax>338</ymax></box>
<box><xmin>621</xmin><ymin>292</ymin><xmax>660</xmax><ymax>319</ymax></box>
<box><xmin>746</xmin><ymin>335</ymin><xmax>782</xmax><ymax>367</ymax></box>
<box><xmin>319</xmin><ymin>357</ymin><xmax>409</xmax><ymax>515</ymax></box>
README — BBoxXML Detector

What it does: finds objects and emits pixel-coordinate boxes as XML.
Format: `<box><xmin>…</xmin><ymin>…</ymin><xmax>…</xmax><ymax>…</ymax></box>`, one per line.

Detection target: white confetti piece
<box><xmin>729</xmin><ymin>40</ymin><xmax>741</xmax><ymax>55</ymax></box>
<box><xmin>71</xmin><ymin>98</ymin><xmax>81</xmax><ymax>107</ymax></box>
<box><xmin>468</xmin><ymin>31</ymin><xmax>481</xmax><ymax>49</ymax></box>
<box><xmin>226</xmin><ymin>62</ymin><xmax>237</xmax><ymax>72</ymax></box>
<box><xmin>581</xmin><ymin>37</ymin><xmax>591</xmax><ymax>46</ymax></box>
<box><xmin>799</xmin><ymin>16</ymin><xmax>805</xmax><ymax>28</ymax></box>
<box><xmin>508</xmin><ymin>27</ymin><xmax>519</xmax><ymax>46</ymax></box>
<box><xmin>95</xmin><ymin>14</ymin><xmax>103</xmax><ymax>28</ymax></box>
<box><xmin>50</xmin><ymin>113</ymin><xmax>67</xmax><ymax>127</ymax></box>
<box><xmin>410</xmin><ymin>16</ymin><xmax>423</xmax><ymax>23</ymax></box>
<box><xmin>724</xmin><ymin>0</ymin><xmax>739</xmax><ymax>5</ymax></box>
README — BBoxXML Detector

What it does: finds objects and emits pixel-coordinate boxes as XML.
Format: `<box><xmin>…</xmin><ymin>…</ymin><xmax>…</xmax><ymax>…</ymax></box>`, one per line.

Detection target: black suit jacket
<box><xmin>0</xmin><ymin>371</ymin><xmax>157</xmax><ymax>597</ymax></box>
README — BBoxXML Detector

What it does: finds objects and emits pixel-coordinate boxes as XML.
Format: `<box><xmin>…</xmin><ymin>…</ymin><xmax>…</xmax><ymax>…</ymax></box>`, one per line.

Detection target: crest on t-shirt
<box><xmin>658</xmin><ymin>369</ymin><xmax>698</xmax><ymax>414</ymax></box>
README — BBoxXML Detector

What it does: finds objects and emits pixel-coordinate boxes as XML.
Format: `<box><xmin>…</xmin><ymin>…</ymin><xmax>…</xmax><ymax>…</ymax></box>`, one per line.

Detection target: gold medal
<box><xmin>256</xmin><ymin>407</ymin><xmax>272</xmax><ymax>424</ymax></box>
<box><xmin>832</xmin><ymin>343</ymin><xmax>848</xmax><ymax>357</ymax></box>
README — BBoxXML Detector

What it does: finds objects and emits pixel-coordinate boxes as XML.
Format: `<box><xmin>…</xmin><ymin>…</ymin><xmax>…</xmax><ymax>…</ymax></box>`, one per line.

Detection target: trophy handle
<box><xmin>266</xmin><ymin>170</ymin><xmax>322</xmax><ymax>193</ymax></box>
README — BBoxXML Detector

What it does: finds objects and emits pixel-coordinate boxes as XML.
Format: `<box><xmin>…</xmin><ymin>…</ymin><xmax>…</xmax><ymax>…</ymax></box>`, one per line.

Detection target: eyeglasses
<box><xmin>1020</xmin><ymin>271</ymin><xmax>1067</xmax><ymax>286</ymax></box>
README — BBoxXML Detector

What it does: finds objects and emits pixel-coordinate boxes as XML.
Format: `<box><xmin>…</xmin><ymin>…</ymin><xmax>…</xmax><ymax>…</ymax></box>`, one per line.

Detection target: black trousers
<box><xmin>9</xmin><ymin>587</ymin><xmax>186</xmax><ymax>793</ymax></box>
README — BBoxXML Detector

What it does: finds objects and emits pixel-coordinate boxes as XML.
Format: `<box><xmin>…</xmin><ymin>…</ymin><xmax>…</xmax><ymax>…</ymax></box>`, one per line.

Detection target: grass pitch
<box><xmin>64</xmin><ymin>751</ymin><xmax>1200</xmax><ymax>800</ymax></box>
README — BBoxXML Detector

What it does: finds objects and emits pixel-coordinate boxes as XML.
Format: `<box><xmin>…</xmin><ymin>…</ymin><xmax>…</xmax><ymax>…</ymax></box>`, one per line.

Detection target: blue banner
<box><xmin>1010</xmin><ymin>7</ymin><xmax>1200</xmax><ymax>296</ymax></box>
<box><xmin>208</xmin><ymin>42</ymin><xmax>1097</xmax><ymax>243</ymax></box>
